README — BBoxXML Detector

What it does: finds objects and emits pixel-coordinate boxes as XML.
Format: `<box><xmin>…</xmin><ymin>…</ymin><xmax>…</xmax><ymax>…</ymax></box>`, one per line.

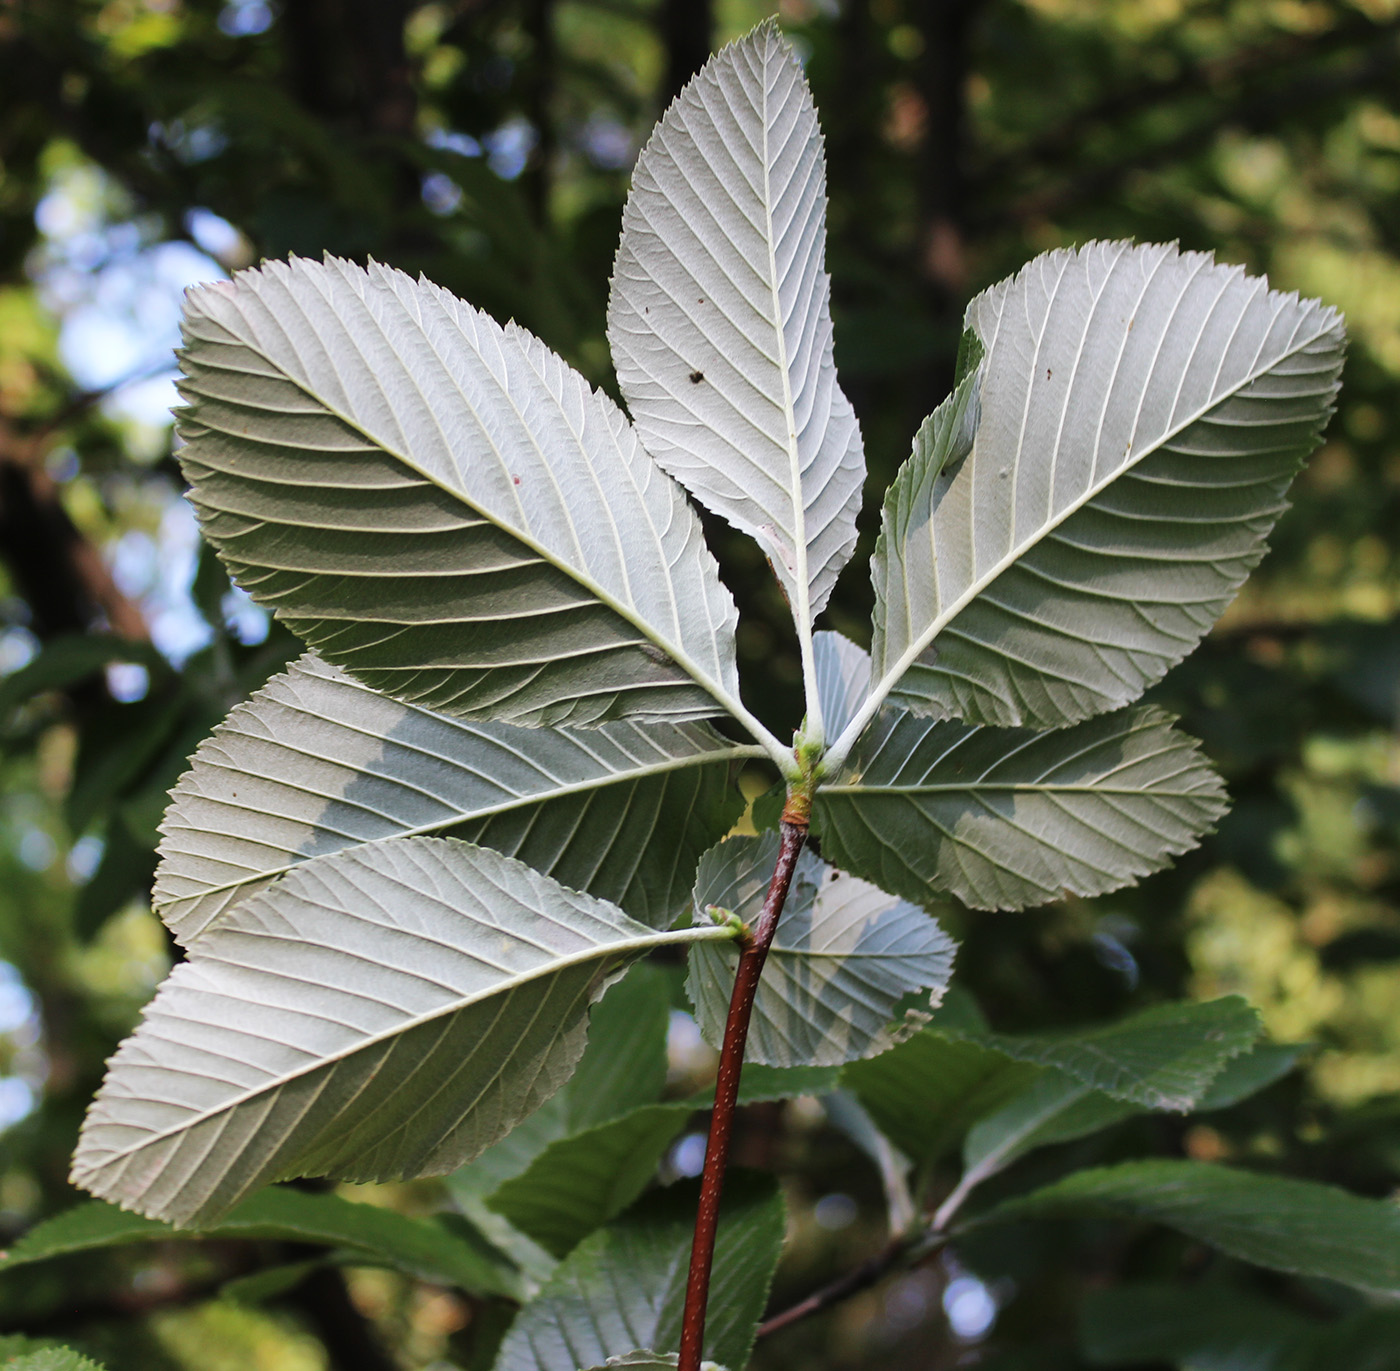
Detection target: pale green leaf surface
<box><xmin>983</xmin><ymin>1160</ymin><xmax>1400</xmax><ymax>1296</ymax></box>
<box><xmin>493</xmin><ymin>1174</ymin><xmax>782</xmax><ymax>1371</ymax></box>
<box><xmin>1</xmin><ymin>1349</ymin><xmax>108</xmax><ymax>1371</ymax></box>
<box><xmin>447</xmin><ymin>962</ymin><xmax>672</xmax><ymax>1205</ymax></box>
<box><xmin>155</xmin><ymin>654</ymin><xmax>747</xmax><ymax>944</ymax></box>
<box><xmin>858</xmin><ymin>241</ymin><xmax>1345</xmax><ymax>740</ymax></box>
<box><xmin>608</xmin><ymin>23</ymin><xmax>865</xmax><ymax>644</ymax></box>
<box><xmin>579</xmin><ymin>1354</ymin><xmax>726</xmax><ymax>1371</ymax></box>
<box><xmin>817</xmin><ymin>702</ymin><xmax>1228</xmax><ymax>910</ymax></box>
<box><xmin>486</xmin><ymin>1103</ymin><xmax>690</xmax><ymax>1257</ymax></box>
<box><xmin>71</xmin><ymin>838</ymin><xmax>731</xmax><ymax>1226</ymax></box>
<box><xmin>812</xmin><ymin>631</ymin><xmax>871</xmax><ymax>743</ymax></box>
<box><xmin>866</xmin><ymin>360</ymin><xmax>979</xmax><ymax>726</ymax></box>
<box><xmin>0</xmin><ymin>1188</ymin><xmax>518</xmax><ymax>1297</ymax></box>
<box><xmin>177</xmin><ymin>255</ymin><xmax>746</xmax><ymax>730</ymax></box>
<box><xmin>686</xmin><ymin>835</ymin><xmax>956</xmax><ymax>1066</ymax></box>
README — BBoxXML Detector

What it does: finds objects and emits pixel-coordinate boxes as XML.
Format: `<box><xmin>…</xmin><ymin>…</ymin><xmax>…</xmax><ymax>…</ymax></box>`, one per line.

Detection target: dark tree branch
<box><xmin>286</xmin><ymin>1264</ymin><xmax>404</xmax><ymax>1371</ymax></box>
<box><xmin>908</xmin><ymin>0</ymin><xmax>981</xmax><ymax>301</ymax></box>
<box><xmin>758</xmin><ymin>1238</ymin><xmax>908</xmax><ymax>1339</ymax></box>
<box><xmin>524</xmin><ymin>0</ymin><xmax>556</xmax><ymax>220</ymax></box>
<box><xmin>757</xmin><ymin>1227</ymin><xmax>951</xmax><ymax>1340</ymax></box>
<box><xmin>661</xmin><ymin>0</ymin><xmax>713</xmax><ymax>104</ymax></box>
<box><xmin>0</xmin><ymin>444</ymin><xmax>148</xmax><ymax>643</ymax></box>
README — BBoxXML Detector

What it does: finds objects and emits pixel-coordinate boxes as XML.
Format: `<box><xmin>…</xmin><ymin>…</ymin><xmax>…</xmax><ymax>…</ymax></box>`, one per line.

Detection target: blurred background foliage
<box><xmin>2</xmin><ymin>0</ymin><xmax>1400</xmax><ymax>1367</ymax></box>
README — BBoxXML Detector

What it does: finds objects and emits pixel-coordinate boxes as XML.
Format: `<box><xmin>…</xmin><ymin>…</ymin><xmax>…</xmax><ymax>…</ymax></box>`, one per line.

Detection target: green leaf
<box><xmin>732</xmin><ymin>1062</ymin><xmax>843</xmax><ymax>1104</ymax></box>
<box><xmin>486</xmin><ymin>1103</ymin><xmax>690</xmax><ymax>1258</ymax></box>
<box><xmin>219</xmin><ymin>1258</ymin><xmax>325</xmax><ymax>1305</ymax></box>
<box><xmin>564</xmin><ymin>962</ymin><xmax>673</xmax><ymax>1131</ymax></box>
<box><xmin>686</xmin><ymin>835</ymin><xmax>956</xmax><ymax>1066</ymax></box>
<box><xmin>851</xmin><ymin>241</ymin><xmax>1345</xmax><ymax>739</ymax></box>
<box><xmin>71</xmin><ymin>838</ymin><xmax>735</xmax><ymax>1226</ymax></box>
<box><xmin>1</xmin><ymin>1349</ymin><xmax>108</xmax><ymax>1371</ymax></box>
<box><xmin>961</xmin><ymin>1071</ymin><xmax>1136</xmax><ymax>1183</ymax></box>
<box><xmin>1081</xmin><ymin>1282</ymin><xmax>1400</xmax><ymax>1371</ymax></box>
<box><xmin>176</xmin><ymin>255</ymin><xmax>749</xmax><ymax>732</ymax></box>
<box><xmin>682</xmin><ymin>1062</ymin><xmax>843</xmax><ymax>1111</ymax></box>
<box><xmin>579</xmin><ymin>1355</ymin><xmax>726</xmax><ymax>1371</ymax></box>
<box><xmin>845</xmin><ymin>998</ymin><xmax>1260</xmax><ymax>1164</ymax></box>
<box><xmin>1080</xmin><ymin>1283</ymin><xmax>1322</xmax><ymax>1370</ymax></box>
<box><xmin>970</xmin><ymin>996</ymin><xmax>1262</xmax><ymax>1111</ymax></box>
<box><xmin>0</xmin><ymin>1188</ymin><xmax>518</xmax><ymax>1297</ymax></box>
<box><xmin>493</xmin><ymin>1173</ymin><xmax>783</xmax><ymax>1371</ymax></box>
<box><xmin>982</xmin><ymin>1160</ymin><xmax>1400</xmax><ymax>1296</ymax></box>
<box><xmin>609</xmin><ymin>23</ymin><xmax>864</xmax><ymax>642</ymax></box>
<box><xmin>844</xmin><ymin>1031</ymin><xmax>1038</xmax><ymax>1164</ymax></box>
<box><xmin>1196</xmin><ymin>1042</ymin><xmax>1305</xmax><ymax>1112</ymax></box>
<box><xmin>447</xmin><ymin>962</ymin><xmax>673</xmax><ymax>1206</ymax></box>
<box><xmin>155</xmin><ymin>653</ymin><xmax>748</xmax><ymax>944</ymax></box>
<box><xmin>816</xmin><ymin>703</ymin><xmax>1228</xmax><ymax>911</ymax></box>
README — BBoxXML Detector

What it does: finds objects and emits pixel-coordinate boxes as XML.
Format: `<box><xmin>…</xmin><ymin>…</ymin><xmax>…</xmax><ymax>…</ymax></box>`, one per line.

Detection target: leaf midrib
<box><xmin>86</xmin><ymin>921</ymin><xmax>733</xmax><ymax>1167</ymax></box>
<box><xmin>161</xmin><ymin>741</ymin><xmax>762</xmax><ymax>915</ymax></box>
<box><xmin>830</xmin><ymin>305</ymin><xmax>1339</xmax><ymax>766</ymax></box>
<box><xmin>821</xmin><ymin>782</ymin><xmax>1215</xmax><ymax>797</ymax></box>
<box><xmin>186</xmin><ymin>314</ymin><xmax>769</xmax><ymax>746</ymax></box>
<box><xmin>756</xmin><ymin>38</ymin><xmax>823</xmax><ymax>735</ymax></box>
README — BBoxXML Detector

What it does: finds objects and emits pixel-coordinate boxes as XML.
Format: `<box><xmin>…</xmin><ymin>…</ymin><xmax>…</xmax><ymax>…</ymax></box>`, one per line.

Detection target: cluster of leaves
<box><xmin>10</xmin><ymin>16</ymin><xmax>1368</xmax><ymax>1371</ymax></box>
<box><xmin>4</xmin><ymin>4</ymin><xmax>1400</xmax><ymax>1371</ymax></box>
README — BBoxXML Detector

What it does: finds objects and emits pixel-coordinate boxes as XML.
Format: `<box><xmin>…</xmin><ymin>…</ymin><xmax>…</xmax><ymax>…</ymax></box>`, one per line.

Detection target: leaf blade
<box><xmin>486</xmin><ymin>1103</ymin><xmax>690</xmax><ymax>1257</ymax></box>
<box><xmin>686</xmin><ymin>835</ymin><xmax>956</xmax><ymax>1066</ymax></box>
<box><xmin>178</xmin><ymin>256</ymin><xmax>745</xmax><ymax>730</ymax></box>
<box><xmin>817</xmin><ymin>703</ymin><xmax>1229</xmax><ymax>910</ymax></box>
<box><xmin>0</xmin><ymin>1189</ymin><xmax>519</xmax><ymax>1297</ymax></box>
<box><xmin>154</xmin><ymin>653</ymin><xmax>749</xmax><ymax>943</ymax></box>
<box><xmin>971</xmin><ymin>996</ymin><xmax>1262</xmax><ymax>1111</ymax></box>
<box><xmin>608</xmin><ymin>23</ymin><xmax>865</xmax><ymax>650</ymax></box>
<box><xmin>860</xmin><ymin>242</ymin><xmax>1345</xmax><ymax>737</ymax></box>
<box><xmin>71</xmin><ymin>838</ymin><xmax>731</xmax><ymax>1226</ymax></box>
<box><xmin>492</xmin><ymin>1174</ymin><xmax>783</xmax><ymax>1371</ymax></box>
<box><xmin>981</xmin><ymin>1160</ymin><xmax>1400</xmax><ymax>1297</ymax></box>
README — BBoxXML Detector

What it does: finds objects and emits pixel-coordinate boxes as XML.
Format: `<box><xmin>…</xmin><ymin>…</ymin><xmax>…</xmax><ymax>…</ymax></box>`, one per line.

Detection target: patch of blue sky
<box><xmin>218</xmin><ymin>0</ymin><xmax>275</xmax><ymax>38</ymax></box>
<box><xmin>31</xmin><ymin>158</ymin><xmax>226</xmax><ymax>663</ymax></box>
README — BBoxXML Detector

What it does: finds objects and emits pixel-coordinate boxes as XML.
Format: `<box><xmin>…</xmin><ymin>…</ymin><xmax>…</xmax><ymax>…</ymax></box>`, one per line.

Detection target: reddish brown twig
<box><xmin>677</xmin><ymin>819</ymin><xmax>808</xmax><ymax>1371</ymax></box>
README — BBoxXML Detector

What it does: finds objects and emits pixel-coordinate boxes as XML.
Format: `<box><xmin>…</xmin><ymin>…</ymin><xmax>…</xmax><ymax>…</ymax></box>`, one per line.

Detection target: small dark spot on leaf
<box><xmin>689</xmin><ymin>370</ymin><xmax>705</xmax><ymax>384</ymax></box>
<box><xmin>1046</xmin><ymin>368</ymin><xmax>1052</xmax><ymax>380</ymax></box>
<box><xmin>513</xmin><ymin>475</ymin><xmax>521</xmax><ymax>485</ymax></box>
<box><xmin>697</xmin><ymin>297</ymin><xmax>704</xmax><ymax>304</ymax></box>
